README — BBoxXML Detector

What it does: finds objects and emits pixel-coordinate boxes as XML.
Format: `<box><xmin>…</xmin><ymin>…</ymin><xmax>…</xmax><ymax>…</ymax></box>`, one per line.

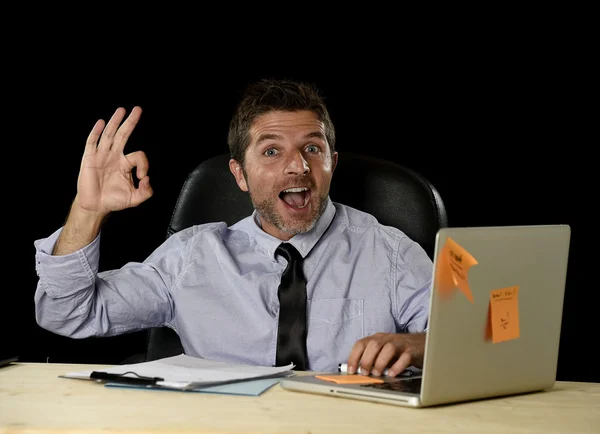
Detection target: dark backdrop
<box><xmin>7</xmin><ymin>35</ymin><xmax>595</xmax><ymax>383</ymax></box>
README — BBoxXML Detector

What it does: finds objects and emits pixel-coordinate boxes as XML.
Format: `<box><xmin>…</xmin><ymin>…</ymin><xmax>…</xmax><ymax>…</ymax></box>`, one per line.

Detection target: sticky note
<box><xmin>315</xmin><ymin>374</ymin><xmax>384</xmax><ymax>384</ymax></box>
<box><xmin>486</xmin><ymin>286</ymin><xmax>520</xmax><ymax>343</ymax></box>
<box><xmin>435</xmin><ymin>236</ymin><xmax>478</xmax><ymax>303</ymax></box>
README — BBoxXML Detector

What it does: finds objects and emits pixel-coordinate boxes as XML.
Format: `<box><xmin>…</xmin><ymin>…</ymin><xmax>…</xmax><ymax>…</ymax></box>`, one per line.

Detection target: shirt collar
<box><xmin>248</xmin><ymin>196</ymin><xmax>336</xmax><ymax>260</ymax></box>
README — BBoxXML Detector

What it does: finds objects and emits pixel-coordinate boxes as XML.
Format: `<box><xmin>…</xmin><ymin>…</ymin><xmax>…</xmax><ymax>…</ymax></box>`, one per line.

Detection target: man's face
<box><xmin>229</xmin><ymin>110</ymin><xmax>338</xmax><ymax>241</ymax></box>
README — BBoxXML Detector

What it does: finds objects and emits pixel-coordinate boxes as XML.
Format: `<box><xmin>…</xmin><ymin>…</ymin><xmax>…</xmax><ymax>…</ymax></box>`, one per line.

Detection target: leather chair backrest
<box><xmin>145</xmin><ymin>152</ymin><xmax>448</xmax><ymax>361</ymax></box>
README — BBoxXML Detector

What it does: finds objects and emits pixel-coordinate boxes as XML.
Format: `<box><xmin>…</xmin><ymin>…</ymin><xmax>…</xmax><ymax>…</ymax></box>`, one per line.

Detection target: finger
<box><xmin>356</xmin><ymin>340</ymin><xmax>383</xmax><ymax>375</ymax></box>
<box><xmin>125</xmin><ymin>151</ymin><xmax>150</xmax><ymax>179</ymax></box>
<box><xmin>346</xmin><ymin>340</ymin><xmax>367</xmax><ymax>374</ymax></box>
<box><xmin>387</xmin><ymin>350</ymin><xmax>413</xmax><ymax>378</ymax></box>
<box><xmin>371</xmin><ymin>342</ymin><xmax>396</xmax><ymax>376</ymax></box>
<box><xmin>130</xmin><ymin>176</ymin><xmax>153</xmax><ymax>207</ymax></box>
<box><xmin>97</xmin><ymin>107</ymin><xmax>127</xmax><ymax>151</ymax></box>
<box><xmin>84</xmin><ymin>119</ymin><xmax>106</xmax><ymax>157</ymax></box>
<box><xmin>111</xmin><ymin>106</ymin><xmax>143</xmax><ymax>154</ymax></box>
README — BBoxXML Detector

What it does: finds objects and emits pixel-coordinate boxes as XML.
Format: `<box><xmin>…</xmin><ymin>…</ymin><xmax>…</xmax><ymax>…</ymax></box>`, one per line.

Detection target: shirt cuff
<box><xmin>34</xmin><ymin>227</ymin><xmax>101</xmax><ymax>295</ymax></box>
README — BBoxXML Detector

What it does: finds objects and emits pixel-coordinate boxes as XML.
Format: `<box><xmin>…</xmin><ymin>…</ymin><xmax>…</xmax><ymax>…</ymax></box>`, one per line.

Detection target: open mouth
<box><xmin>279</xmin><ymin>187</ymin><xmax>311</xmax><ymax>209</ymax></box>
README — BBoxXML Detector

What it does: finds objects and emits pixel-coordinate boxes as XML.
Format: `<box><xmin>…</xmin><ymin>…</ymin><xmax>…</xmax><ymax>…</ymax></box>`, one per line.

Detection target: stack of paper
<box><xmin>105</xmin><ymin>377</ymin><xmax>284</xmax><ymax>396</ymax></box>
<box><xmin>60</xmin><ymin>354</ymin><xmax>295</xmax><ymax>395</ymax></box>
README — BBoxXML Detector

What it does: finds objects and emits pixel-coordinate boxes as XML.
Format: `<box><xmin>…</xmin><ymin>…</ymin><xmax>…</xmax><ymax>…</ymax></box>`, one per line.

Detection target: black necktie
<box><xmin>275</xmin><ymin>243</ymin><xmax>308</xmax><ymax>370</ymax></box>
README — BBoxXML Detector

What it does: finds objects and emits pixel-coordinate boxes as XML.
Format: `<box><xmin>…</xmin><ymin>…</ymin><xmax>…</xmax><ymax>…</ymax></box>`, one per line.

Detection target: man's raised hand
<box><xmin>76</xmin><ymin>106</ymin><xmax>153</xmax><ymax>215</ymax></box>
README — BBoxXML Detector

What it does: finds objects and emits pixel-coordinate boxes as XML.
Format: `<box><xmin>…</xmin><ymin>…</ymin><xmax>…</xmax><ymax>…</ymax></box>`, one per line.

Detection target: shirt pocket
<box><xmin>307</xmin><ymin>298</ymin><xmax>364</xmax><ymax>371</ymax></box>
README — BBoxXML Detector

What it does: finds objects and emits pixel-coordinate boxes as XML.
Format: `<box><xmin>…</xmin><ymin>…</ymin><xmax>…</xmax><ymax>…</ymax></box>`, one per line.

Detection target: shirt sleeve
<box><xmin>33</xmin><ymin>226</ymin><xmax>194</xmax><ymax>338</ymax></box>
<box><xmin>393</xmin><ymin>234</ymin><xmax>433</xmax><ymax>333</ymax></box>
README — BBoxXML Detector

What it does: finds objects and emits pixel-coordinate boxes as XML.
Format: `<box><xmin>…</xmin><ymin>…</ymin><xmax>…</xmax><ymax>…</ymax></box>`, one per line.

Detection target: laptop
<box><xmin>0</xmin><ymin>354</ymin><xmax>19</xmax><ymax>368</ymax></box>
<box><xmin>280</xmin><ymin>225</ymin><xmax>571</xmax><ymax>407</ymax></box>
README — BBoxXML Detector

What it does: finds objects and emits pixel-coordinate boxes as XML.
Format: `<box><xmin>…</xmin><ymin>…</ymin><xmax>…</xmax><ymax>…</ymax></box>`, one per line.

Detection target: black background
<box><xmin>6</xmin><ymin>22</ymin><xmax>595</xmax><ymax>383</ymax></box>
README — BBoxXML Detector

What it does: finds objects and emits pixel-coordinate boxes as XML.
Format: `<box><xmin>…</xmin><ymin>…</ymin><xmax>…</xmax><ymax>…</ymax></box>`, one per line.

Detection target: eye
<box><xmin>264</xmin><ymin>148</ymin><xmax>278</xmax><ymax>156</ymax></box>
<box><xmin>306</xmin><ymin>144</ymin><xmax>319</xmax><ymax>153</ymax></box>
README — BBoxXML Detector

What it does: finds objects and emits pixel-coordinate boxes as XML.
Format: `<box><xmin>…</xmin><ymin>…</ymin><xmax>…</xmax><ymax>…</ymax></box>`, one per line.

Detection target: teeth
<box><xmin>283</xmin><ymin>187</ymin><xmax>308</xmax><ymax>193</ymax></box>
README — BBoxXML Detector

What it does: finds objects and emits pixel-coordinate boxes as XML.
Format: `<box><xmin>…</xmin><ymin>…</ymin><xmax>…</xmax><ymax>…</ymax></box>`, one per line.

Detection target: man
<box><xmin>34</xmin><ymin>79</ymin><xmax>432</xmax><ymax>376</ymax></box>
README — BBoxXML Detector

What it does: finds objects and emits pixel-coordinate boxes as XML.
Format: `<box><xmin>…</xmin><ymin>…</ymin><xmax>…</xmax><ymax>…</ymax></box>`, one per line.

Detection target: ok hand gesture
<box><xmin>76</xmin><ymin>106</ymin><xmax>152</xmax><ymax>215</ymax></box>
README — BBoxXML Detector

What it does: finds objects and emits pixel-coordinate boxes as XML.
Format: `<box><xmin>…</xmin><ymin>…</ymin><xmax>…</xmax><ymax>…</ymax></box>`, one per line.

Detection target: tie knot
<box><xmin>276</xmin><ymin>243</ymin><xmax>302</xmax><ymax>262</ymax></box>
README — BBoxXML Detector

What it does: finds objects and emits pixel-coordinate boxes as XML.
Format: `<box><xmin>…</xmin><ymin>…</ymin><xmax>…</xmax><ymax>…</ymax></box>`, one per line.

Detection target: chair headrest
<box><xmin>168</xmin><ymin>152</ymin><xmax>447</xmax><ymax>258</ymax></box>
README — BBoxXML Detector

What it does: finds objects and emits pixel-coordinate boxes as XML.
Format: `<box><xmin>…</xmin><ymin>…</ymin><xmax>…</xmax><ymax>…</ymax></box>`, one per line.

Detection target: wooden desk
<box><xmin>1</xmin><ymin>362</ymin><xmax>599</xmax><ymax>433</ymax></box>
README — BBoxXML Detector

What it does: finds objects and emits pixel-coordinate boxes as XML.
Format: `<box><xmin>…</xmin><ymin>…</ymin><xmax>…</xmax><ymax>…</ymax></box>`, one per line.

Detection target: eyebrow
<box><xmin>255</xmin><ymin>131</ymin><xmax>326</xmax><ymax>146</ymax></box>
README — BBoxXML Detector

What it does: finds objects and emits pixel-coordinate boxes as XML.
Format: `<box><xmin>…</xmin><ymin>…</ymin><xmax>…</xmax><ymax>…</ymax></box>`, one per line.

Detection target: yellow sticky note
<box><xmin>487</xmin><ymin>286</ymin><xmax>520</xmax><ymax>343</ymax></box>
<box><xmin>315</xmin><ymin>374</ymin><xmax>384</xmax><ymax>384</ymax></box>
<box><xmin>435</xmin><ymin>236</ymin><xmax>478</xmax><ymax>303</ymax></box>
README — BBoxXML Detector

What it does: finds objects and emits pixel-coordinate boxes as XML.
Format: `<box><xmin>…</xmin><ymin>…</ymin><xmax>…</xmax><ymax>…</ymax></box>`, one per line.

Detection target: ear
<box><xmin>331</xmin><ymin>151</ymin><xmax>338</xmax><ymax>172</ymax></box>
<box><xmin>229</xmin><ymin>158</ymin><xmax>248</xmax><ymax>192</ymax></box>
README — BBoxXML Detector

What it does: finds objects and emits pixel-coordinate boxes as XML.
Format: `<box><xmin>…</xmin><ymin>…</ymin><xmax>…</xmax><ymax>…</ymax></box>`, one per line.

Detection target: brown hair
<box><xmin>227</xmin><ymin>78</ymin><xmax>336</xmax><ymax>168</ymax></box>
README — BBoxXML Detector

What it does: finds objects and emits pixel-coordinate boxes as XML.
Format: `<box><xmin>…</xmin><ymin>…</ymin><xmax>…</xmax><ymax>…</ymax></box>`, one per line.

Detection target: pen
<box><xmin>90</xmin><ymin>371</ymin><xmax>164</xmax><ymax>386</ymax></box>
<box><xmin>338</xmin><ymin>363</ymin><xmax>413</xmax><ymax>377</ymax></box>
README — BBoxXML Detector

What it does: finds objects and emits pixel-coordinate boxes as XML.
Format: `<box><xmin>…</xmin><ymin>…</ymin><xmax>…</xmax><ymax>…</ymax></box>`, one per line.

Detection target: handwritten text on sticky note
<box><xmin>486</xmin><ymin>286</ymin><xmax>520</xmax><ymax>343</ymax></box>
<box><xmin>436</xmin><ymin>237</ymin><xmax>478</xmax><ymax>303</ymax></box>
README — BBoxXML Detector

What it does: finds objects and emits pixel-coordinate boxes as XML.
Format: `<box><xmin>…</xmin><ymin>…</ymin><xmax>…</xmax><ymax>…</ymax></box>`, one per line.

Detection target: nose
<box><xmin>284</xmin><ymin>150</ymin><xmax>310</xmax><ymax>175</ymax></box>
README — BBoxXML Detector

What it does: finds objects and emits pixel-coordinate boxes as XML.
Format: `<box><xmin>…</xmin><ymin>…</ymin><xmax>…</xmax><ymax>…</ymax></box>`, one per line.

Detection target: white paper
<box><xmin>62</xmin><ymin>354</ymin><xmax>295</xmax><ymax>390</ymax></box>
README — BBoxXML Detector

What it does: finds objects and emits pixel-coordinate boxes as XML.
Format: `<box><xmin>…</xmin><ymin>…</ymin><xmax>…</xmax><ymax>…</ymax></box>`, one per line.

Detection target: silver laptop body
<box><xmin>279</xmin><ymin>225</ymin><xmax>571</xmax><ymax>407</ymax></box>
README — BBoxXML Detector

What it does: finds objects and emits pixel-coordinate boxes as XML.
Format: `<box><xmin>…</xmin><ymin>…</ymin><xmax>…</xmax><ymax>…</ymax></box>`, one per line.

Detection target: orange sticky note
<box><xmin>435</xmin><ymin>236</ymin><xmax>478</xmax><ymax>303</ymax></box>
<box><xmin>315</xmin><ymin>374</ymin><xmax>384</xmax><ymax>384</ymax></box>
<box><xmin>487</xmin><ymin>286</ymin><xmax>520</xmax><ymax>343</ymax></box>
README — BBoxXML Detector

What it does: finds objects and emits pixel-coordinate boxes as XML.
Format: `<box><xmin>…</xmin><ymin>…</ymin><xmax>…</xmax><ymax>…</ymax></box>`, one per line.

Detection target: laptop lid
<box><xmin>280</xmin><ymin>224</ymin><xmax>571</xmax><ymax>408</ymax></box>
<box><xmin>420</xmin><ymin>224</ymin><xmax>570</xmax><ymax>406</ymax></box>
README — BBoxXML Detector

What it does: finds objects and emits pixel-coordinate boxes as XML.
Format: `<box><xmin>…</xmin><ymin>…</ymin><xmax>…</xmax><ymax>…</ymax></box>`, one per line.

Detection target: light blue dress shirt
<box><xmin>34</xmin><ymin>198</ymin><xmax>433</xmax><ymax>372</ymax></box>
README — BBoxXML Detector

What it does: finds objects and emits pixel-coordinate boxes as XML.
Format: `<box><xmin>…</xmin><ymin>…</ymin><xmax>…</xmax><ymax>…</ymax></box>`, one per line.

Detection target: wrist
<box><xmin>53</xmin><ymin>197</ymin><xmax>110</xmax><ymax>255</ymax></box>
<box><xmin>69</xmin><ymin>199</ymin><xmax>108</xmax><ymax>231</ymax></box>
<box><xmin>70</xmin><ymin>196</ymin><xmax>109</xmax><ymax>224</ymax></box>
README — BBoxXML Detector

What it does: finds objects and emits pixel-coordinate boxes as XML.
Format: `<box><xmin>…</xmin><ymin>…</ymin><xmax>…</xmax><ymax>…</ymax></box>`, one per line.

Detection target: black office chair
<box><xmin>142</xmin><ymin>152</ymin><xmax>448</xmax><ymax>361</ymax></box>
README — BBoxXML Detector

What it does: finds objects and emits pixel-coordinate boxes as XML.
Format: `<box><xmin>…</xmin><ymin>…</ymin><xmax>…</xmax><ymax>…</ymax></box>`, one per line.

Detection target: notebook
<box><xmin>279</xmin><ymin>224</ymin><xmax>571</xmax><ymax>407</ymax></box>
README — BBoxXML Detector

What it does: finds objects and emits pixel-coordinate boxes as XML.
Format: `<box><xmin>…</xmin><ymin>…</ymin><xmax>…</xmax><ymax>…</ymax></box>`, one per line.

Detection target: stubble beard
<box><xmin>250</xmin><ymin>190</ymin><xmax>328</xmax><ymax>237</ymax></box>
